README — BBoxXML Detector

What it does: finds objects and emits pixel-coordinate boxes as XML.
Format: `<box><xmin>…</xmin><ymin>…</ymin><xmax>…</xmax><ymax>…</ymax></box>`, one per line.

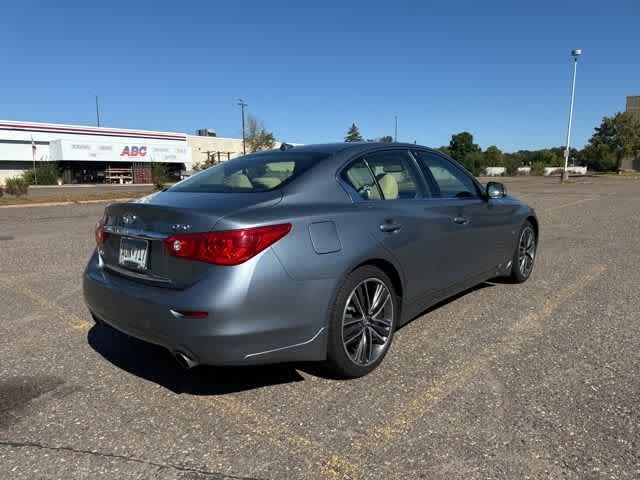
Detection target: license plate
<box><xmin>119</xmin><ymin>237</ymin><xmax>149</xmax><ymax>270</ymax></box>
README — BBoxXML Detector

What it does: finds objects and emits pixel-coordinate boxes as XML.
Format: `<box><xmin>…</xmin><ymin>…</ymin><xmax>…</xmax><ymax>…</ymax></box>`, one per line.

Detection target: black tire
<box><xmin>510</xmin><ymin>221</ymin><xmax>537</xmax><ymax>283</ymax></box>
<box><xmin>324</xmin><ymin>265</ymin><xmax>398</xmax><ymax>378</ymax></box>
<box><xmin>91</xmin><ymin>313</ymin><xmax>105</xmax><ymax>327</ymax></box>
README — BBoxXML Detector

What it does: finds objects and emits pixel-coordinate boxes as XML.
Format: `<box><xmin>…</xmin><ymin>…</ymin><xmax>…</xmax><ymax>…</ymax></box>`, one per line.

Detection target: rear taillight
<box><xmin>95</xmin><ymin>218</ymin><xmax>108</xmax><ymax>244</ymax></box>
<box><xmin>164</xmin><ymin>223</ymin><xmax>292</xmax><ymax>266</ymax></box>
<box><xmin>170</xmin><ymin>309</ymin><xmax>209</xmax><ymax>319</ymax></box>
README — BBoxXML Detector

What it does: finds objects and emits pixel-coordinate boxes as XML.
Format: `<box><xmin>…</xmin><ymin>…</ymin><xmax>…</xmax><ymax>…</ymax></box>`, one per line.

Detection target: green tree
<box><xmin>246</xmin><ymin>115</ymin><xmax>276</xmax><ymax>153</ymax></box>
<box><xmin>448</xmin><ymin>132</ymin><xmax>483</xmax><ymax>174</ymax></box>
<box><xmin>504</xmin><ymin>156</ymin><xmax>520</xmax><ymax>176</ymax></box>
<box><xmin>484</xmin><ymin>145</ymin><xmax>504</xmax><ymax>167</ymax></box>
<box><xmin>344</xmin><ymin>123</ymin><xmax>363</xmax><ymax>142</ymax></box>
<box><xmin>151</xmin><ymin>162</ymin><xmax>168</xmax><ymax>190</ymax></box>
<box><xmin>23</xmin><ymin>162</ymin><xmax>61</xmax><ymax>185</ymax></box>
<box><xmin>504</xmin><ymin>147</ymin><xmax>572</xmax><ymax>172</ymax></box>
<box><xmin>449</xmin><ymin>132</ymin><xmax>480</xmax><ymax>162</ymax></box>
<box><xmin>585</xmin><ymin>112</ymin><xmax>640</xmax><ymax>173</ymax></box>
<box><xmin>379</xmin><ymin>135</ymin><xmax>393</xmax><ymax>143</ymax></box>
<box><xmin>464</xmin><ymin>151</ymin><xmax>485</xmax><ymax>176</ymax></box>
<box><xmin>578</xmin><ymin>143</ymin><xmax>616</xmax><ymax>172</ymax></box>
<box><xmin>437</xmin><ymin>146</ymin><xmax>451</xmax><ymax>157</ymax></box>
<box><xmin>531</xmin><ymin>161</ymin><xmax>545</xmax><ymax>175</ymax></box>
<box><xmin>539</xmin><ymin>149</ymin><xmax>563</xmax><ymax>167</ymax></box>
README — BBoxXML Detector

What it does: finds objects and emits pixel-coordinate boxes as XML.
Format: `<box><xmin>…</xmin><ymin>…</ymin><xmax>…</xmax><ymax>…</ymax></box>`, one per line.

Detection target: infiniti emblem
<box><xmin>122</xmin><ymin>212</ymin><xmax>137</xmax><ymax>225</ymax></box>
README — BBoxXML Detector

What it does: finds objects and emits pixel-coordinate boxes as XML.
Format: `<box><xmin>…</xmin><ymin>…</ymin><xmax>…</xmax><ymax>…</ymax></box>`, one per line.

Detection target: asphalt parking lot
<box><xmin>1</xmin><ymin>176</ymin><xmax>638</xmax><ymax>479</ymax></box>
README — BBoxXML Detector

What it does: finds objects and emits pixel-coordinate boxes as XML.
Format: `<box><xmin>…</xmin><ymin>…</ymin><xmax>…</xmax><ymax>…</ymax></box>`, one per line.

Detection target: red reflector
<box><xmin>95</xmin><ymin>219</ymin><xmax>108</xmax><ymax>244</ymax></box>
<box><xmin>172</xmin><ymin>310</ymin><xmax>208</xmax><ymax>319</ymax></box>
<box><xmin>164</xmin><ymin>223</ymin><xmax>292</xmax><ymax>266</ymax></box>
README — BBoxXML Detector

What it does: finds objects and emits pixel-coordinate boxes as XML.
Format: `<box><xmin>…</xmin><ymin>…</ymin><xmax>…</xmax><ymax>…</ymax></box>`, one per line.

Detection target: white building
<box><xmin>0</xmin><ymin>119</ymin><xmax>296</xmax><ymax>185</ymax></box>
<box><xmin>0</xmin><ymin>120</ymin><xmax>192</xmax><ymax>184</ymax></box>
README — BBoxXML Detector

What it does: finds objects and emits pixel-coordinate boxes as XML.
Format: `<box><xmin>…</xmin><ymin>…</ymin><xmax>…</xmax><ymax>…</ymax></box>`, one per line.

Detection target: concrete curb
<box><xmin>28</xmin><ymin>184</ymin><xmax>154</xmax><ymax>189</ymax></box>
<box><xmin>0</xmin><ymin>198</ymin><xmax>133</xmax><ymax>209</ymax></box>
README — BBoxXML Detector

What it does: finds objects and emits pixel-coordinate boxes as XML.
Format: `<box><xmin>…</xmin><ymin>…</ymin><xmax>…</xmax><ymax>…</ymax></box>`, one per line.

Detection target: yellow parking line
<box><xmin>356</xmin><ymin>264</ymin><xmax>606</xmax><ymax>450</ymax></box>
<box><xmin>0</xmin><ymin>259</ymin><xmax>607</xmax><ymax>478</ymax></box>
<box><xmin>0</xmin><ymin>275</ymin><xmax>354</xmax><ymax>478</ymax></box>
<box><xmin>2</xmin><ymin>277</ymin><xmax>357</xmax><ymax>477</ymax></box>
<box><xmin>509</xmin><ymin>264</ymin><xmax>605</xmax><ymax>336</ymax></box>
<box><xmin>210</xmin><ymin>395</ymin><xmax>362</xmax><ymax>480</ymax></box>
<box><xmin>368</xmin><ymin>363</ymin><xmax>481</xmax><ymax>446</ymax></box>
<box><xmin>547</xmin><ymin>197</ymin><xmax>594</xmax><ymax>212</ymax></box>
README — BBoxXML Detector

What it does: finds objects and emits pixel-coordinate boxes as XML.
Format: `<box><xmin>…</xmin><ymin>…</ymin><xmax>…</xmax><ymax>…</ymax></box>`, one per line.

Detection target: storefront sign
<box><xmin>49</xmin><ymin>139</ymin><xmax>190</xmax><ymax>164</ymax></box>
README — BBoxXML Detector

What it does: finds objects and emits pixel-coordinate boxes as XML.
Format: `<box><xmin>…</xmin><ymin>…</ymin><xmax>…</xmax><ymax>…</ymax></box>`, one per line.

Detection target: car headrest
<box><xmin>377</xmin><ymin>174</ymin><xmax>398</xmax><ymax>200</ymax></box>
<box><xmin>224</xmin><ymin>173</ymin><xmax>252</xmax><ymax>189</ymax></box>
<box><xmin>251</xmin><ymin>177</ymin><xmax>282</xmax><ymax>189</ymax></box>
<box><xmin>266</xmin><ymin>162</ymin><xmax>294</xmax><ymax>173</ymax></box>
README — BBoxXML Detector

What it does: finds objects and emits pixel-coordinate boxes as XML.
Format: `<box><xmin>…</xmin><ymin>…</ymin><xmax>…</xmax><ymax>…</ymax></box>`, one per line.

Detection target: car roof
<box><xmin>256</xmin><ymin>142</ymin><xmax>436</xmax><ymax>156</ymax></box>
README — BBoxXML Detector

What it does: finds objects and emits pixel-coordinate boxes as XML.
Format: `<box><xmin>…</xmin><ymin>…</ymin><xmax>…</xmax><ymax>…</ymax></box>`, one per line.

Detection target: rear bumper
<box><xmin>83</xmin><ymin>250</ymin><xmax>334</xmax><ymax>365</ymax></box>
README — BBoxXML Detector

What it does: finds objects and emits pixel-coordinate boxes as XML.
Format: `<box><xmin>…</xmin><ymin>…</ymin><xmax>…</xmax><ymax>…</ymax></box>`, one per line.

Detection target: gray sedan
<box><xmin>84</xmin><ymin>143</ymin><xmax>537</xmax><ymax>377</ymax></box>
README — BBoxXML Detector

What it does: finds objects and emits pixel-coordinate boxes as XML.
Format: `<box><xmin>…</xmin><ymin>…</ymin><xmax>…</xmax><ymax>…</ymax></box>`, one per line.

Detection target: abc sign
<box><xmin>120</xmin><ymin>146</ymin><xmax>148</xmax><ymax>157</ymax></box>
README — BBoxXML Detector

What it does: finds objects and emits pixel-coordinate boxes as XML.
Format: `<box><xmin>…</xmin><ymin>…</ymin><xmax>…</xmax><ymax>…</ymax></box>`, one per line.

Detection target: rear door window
<box><xmin>341</xmin><ymin>159</ymin><xmax>382</xmax><ymax>200</ymax></box>
<box><xmin>363</xmin><ymin>150</ymin><xmax>422</xmax><ymax>200</ymax></box>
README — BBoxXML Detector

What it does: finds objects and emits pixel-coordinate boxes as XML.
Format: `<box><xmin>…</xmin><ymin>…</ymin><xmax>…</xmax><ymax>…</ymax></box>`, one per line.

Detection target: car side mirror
<box><xmin>486</xmin><ymin>181</ymin><xmax>507</xmax><ymax>199</ymax></box>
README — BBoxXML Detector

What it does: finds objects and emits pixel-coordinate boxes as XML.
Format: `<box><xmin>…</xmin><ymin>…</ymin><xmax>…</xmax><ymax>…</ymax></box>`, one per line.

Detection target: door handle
<box><xmin>452</xmin><ymin>216</ymin><xmax>469</xmax><ymax>225</ymax></box>
<box><xmin>379</xmin><ymin>223</ymin><xmax>402</xmax><ymax>233</ymax></box>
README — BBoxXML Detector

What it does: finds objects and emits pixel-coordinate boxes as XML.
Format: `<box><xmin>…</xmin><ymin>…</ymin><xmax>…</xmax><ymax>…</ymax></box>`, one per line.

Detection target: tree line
<box><xmin>197</xmin><ymin>110</ymin><xmax>640</xmax><ymax>176</ymax></box>
<box><xmin>344</xmin><ymin>111</ymin><xmax>640</xmax><ymax>175</ymax></box>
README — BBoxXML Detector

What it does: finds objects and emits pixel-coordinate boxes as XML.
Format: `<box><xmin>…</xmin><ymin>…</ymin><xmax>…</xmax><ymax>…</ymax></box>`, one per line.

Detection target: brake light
<box><xmin>171</xmin><ymin>309</ymin><xmax>209</xmax><ymax>319</ymax></box>
<box><xmin>95</xmin><ymin>218</ymin><xmax>108</xmax><ymax>244</ymax></box>
<box><xmin>164</xmin><ymin>223</ymin><xmax>292</xmax><ymax>266</ymax></box>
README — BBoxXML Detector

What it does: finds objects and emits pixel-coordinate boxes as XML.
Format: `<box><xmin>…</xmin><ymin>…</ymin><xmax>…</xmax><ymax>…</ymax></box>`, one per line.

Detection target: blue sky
<box><xmin>1</xmin><ymin>1</ymin><xmax>638</xmax><ymax>151</ymax></box>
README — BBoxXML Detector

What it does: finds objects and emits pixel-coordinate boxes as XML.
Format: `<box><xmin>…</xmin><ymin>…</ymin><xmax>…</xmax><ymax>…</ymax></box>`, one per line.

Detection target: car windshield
<box><xmin>168</xmin><ymin>151</ymin><xmax>329</xmax><ymax>193</ymax></box>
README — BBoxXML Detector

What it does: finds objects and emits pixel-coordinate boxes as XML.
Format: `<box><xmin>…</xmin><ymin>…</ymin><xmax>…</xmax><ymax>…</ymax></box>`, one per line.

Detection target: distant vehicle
<box><xmin>84</xmin><ymin>143</ymin><xmax>538</xmax><ymax>377</ymax></box>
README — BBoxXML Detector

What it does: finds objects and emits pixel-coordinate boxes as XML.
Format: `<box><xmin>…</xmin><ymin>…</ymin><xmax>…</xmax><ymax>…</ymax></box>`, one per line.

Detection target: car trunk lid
<box><xmin>99</xmin><ymin>191</ymin><xmax>282</xmax><ymax>287</ymax></box>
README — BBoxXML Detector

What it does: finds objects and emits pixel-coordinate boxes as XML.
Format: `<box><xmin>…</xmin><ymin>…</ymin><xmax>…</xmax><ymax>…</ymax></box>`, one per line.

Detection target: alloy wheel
<box><xmin>341</xmin><ymin>278</ymin><xmax>394</xmax><ymax>366</ymax></box>
<box><xmin>518</xmin><ymin>227</ymin><xmax>536</xmax><ymax>277</ymax></box>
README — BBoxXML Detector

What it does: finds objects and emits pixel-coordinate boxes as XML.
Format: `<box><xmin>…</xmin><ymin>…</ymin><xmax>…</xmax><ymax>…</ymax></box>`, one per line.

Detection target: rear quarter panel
<box><xmin>214</xmin><ymin>202</ymin><xmax>401</xmax><ymax>283</ymax></box>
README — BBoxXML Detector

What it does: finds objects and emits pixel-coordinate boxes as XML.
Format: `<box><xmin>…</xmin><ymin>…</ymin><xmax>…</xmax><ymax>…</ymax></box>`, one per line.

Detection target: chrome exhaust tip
<box><xmin>174</xmin><ymin>351</ymin><xmax>198</xmax><ymax>370</ymax></box>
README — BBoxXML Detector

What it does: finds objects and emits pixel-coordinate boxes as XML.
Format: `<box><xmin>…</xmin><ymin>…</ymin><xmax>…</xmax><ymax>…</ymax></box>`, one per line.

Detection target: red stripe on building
<box><xmin>0</xmin><ymin>122</ymin><xmax>187</xmax><ymax>141</ymax></box>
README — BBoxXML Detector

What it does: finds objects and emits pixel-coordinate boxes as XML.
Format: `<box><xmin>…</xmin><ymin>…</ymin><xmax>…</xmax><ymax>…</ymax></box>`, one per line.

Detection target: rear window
<box><xmin>169</xmin><ymin>151</ymin><xmax>329</xmax><ymax>193</ymax></box>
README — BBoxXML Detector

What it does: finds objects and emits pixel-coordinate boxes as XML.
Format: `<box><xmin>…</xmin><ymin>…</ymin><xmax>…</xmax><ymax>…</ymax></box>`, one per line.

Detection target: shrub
<box><xmin>505</xmin><ymin>161</ymin><xmax>519</xmax><ymax>176</ymax></box>
<box><xmin>151</xmin><ymin>163</ymin><xmax>168</xmax><ymax>191</ymax></box>
<box><xmin>530</xmin><ymin>161</ymin><xmax>545</xmax><ymax>176</ymax></box>
<box><xmin>0</xmin><ymin>185</ymin><xmax>4</xmax><ymax>198</ymax></box>
<box><xmin>23</xmin><ymin>162</ymin><xmax>61</xmax><ymax>185</ymax></box>
<box><xmin>5</xmin><ymin>176</ymin><xmax>30</xmax><ymax>196</ymax></box>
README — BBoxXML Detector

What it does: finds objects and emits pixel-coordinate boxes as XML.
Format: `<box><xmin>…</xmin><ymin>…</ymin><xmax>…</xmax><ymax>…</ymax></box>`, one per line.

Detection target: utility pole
<box><xmin>95</xmin><ymin>95</ymin><xmax>101</xmax><ymax>127</ymax></box>
<box><xmin>237</xmin><ymin>99</ymin><xmax>247</xmax><ymax>155</ymax></box>
<box><xmin>562</xmin><ymin>49</ymin><xmax>582</xmax><ymax>183</ymax></box>
<box><xmin>31</xmin><ymin>136</ymin><xmax>37</xmax><ymax>185</ymax></box>
<box><xmin>394</xmin><ymin>115</ymin><xmax>398</xmax><ymax>142</ymax></box>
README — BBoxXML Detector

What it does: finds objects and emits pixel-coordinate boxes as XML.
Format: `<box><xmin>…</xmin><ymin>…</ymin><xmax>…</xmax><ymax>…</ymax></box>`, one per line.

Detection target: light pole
<box><xmin>31</xmin><ymin>136</ymin><xmax>37</xmax><ymax>185</ymax></box>
<box><xmin>237</xmin><ymin>99</ymin><xmax>247</xmax><ymax>155</ymax></box>
<box><xmin>562</xmin><ymin>49</ymin><xmax>582</xmax><ymax>182</ymax></box>
<box><xmin>95</xmin><ymin>95</ymin><xmax>101</xmax><ymax>127</ymax></box>
<box><xmin>394</xmin><ymin>115</ymin><xmax>398</xmax><ymax>142</ymax></box>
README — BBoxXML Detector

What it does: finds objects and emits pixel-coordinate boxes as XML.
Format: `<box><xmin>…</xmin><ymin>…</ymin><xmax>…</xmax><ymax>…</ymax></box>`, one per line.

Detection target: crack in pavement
<box><xmin>0</xmin><ymin>439</ymin><xmax>266</xmax><ymax>480</ymax></box>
